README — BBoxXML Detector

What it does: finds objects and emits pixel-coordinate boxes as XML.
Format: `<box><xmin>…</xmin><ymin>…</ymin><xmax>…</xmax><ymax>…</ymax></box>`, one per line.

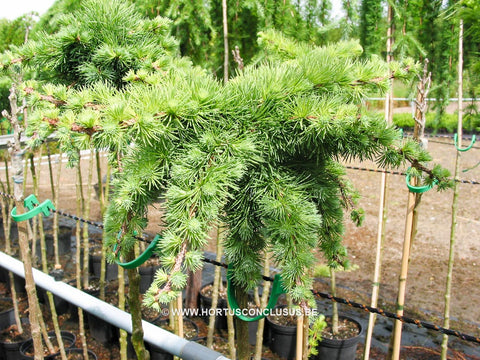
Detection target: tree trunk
<box><xmin>126</xmin><ymin>248</ymin><xmax>150</xmax><ymax>360</ymax></box>
<box><xmin>118</xmin><ymin>261</ymin><xmax>128</xmax><ymax>360</ymax></box>
<box><xmin>234</xmin><ymin>286</ymin><xmax>249</xmax><ymax>360</ymax></box>
<box><xmin>75</xmin><ymin>162</ymin><xmax>88</xmax><ymax>357</ymax></box>
<box><xmin>7</xmin><ymin>83</ymin><xmax>43</xmax><ymax>359</ymax></box>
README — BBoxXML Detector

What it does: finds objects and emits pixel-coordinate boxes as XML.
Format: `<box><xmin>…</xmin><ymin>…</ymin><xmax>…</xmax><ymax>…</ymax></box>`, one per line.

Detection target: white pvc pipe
<box><xmin>0</xmin><ymin>251</ymin><xmax>229</xmax><ymax>360</ymax></box>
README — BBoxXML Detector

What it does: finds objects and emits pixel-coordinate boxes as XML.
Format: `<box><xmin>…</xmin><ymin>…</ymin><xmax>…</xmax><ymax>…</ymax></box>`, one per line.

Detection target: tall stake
<box><xmin>207</xmin><ymin>225</ymin><xmax>222</xmax><ymax>348</ymax></box>
<box><xmin>390</xmin><ymin>60</ymin><xmax>431</xmax><ymax>360</ymax></box>
<box><xmin>82</xmin><ymin>147</ymin><xmax>94</xmax><ymax>288</ymax></box>
<box><xmin>441</xmin><ymin>18</ymin><xmax>463</xmax><ymax>360</ymax></box>
<box><xmin>363</xmin><ymin>5</ymin><xmax>393</xmax><ymax>358</ymax></box>
<box><xmin>4</xmin><ymin>82</ymin><xmax>43</xmax><ymax>359</ymax></box>
<box><xmin>253</xmin><ymin>252</ymin><xmax>271</xmax><ymax>360</ymax></box>
<box><xmin>222</xmin><ymin>0</ymin><xmax>229</xmax><ymax>84</ymax></box>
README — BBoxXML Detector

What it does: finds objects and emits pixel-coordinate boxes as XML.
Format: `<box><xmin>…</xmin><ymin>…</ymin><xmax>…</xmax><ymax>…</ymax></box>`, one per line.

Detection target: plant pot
<box><xmin>0</xmin><ymin>298</ymin><xmax>14</xmax><ymax>330</ymax></box>
<box><xmin>66</xmin><ymin>277</ymin><xmax>100</xmax><ymax>322</ymax></box>
<box><xmin>35</xmin><ymin>226</ymin><xmax>72</xmax><ymax>258</ymax></box>
<box><xmin>310</xmin><ymin>316</ymin><xmax>363</xmax><ymax>360</ymax></box>
<box><xmin>0</xmin><ymin>317</ymin><xmax>30</xmax><ymax>360</ymax></box>
<box><xmin>265</xmin><ymin>306</ymin><xmax>297</xmax><ymax>360</ymax></box>
<box><xmin>266</xmin><ymin>316</ymin><xmax>296</xmax><ymax>360</ymax></box>
<box><xmin>59</xmin><ymin>348</ymin><xmax>98</xmax><ymax>359</ymax></box>
<box><xmin>145</xmin><ymin>342</ymin><xmax>173</xmax><ymax>360</ymax></box>
<box><xmin>198</xmin><ymin>282</ymin><xmax>228</xmax><ymax>331</ymax></box>
<box><xmin>85</xmin><ymin>311</ymin><xmax>118</xmax><ymax>344</ymax></box>
<box><xmin>139</xmin><ymin>261</ymin><xmax>161</xmax><ymax>293</ymax></box>
<box><xmin>19</xmin><ymin>330</ymin><xmax>76</xmax><ymax>359</ymax></box>
<box><xmin>0</xmin><ymin>266</ymin><xmax>9</xmax><ymax>283</ymax></box>
<box><xmin>89</xmin><ymin>250</ymin><xmax>118</xmax><ymax>282</ymax></box>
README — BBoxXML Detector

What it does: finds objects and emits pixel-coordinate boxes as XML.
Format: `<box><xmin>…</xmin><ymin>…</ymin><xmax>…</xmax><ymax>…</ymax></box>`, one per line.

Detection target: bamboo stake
<box><xmin>222</xmin><ymin>0</ymin><xmax>229</xmax><ymax>84</ymax></box>
<box><xmin>49</xmin><ymin>146</ymin><xmax>62</xmax><ymax>267</ymax></box>
<box><xmin>302</xmin><ymin>307</ymin><xmax>309</xmax><ymax>360</ymax></box>
<box><xmin>390</xmin><ymin>61</ymin><xmax>430</xmax><ymax>360</ymax></box>
<box><xmin>207</xmin><ymin>225</ymin><xmax>223</xmax><ymax>348</ymax></box>
<box><xmin>363</xmin><ymin>5</ymin><xmax>393</xmax><ymax>357</ymax></box>
<box><xmin>226</xmin><ymin>301</ymin><xmax>236</xmax><ymax>360</ymax></box>
<box><xmin>82</xmin><ymin>147</ymin><xmax>94</xmax><ymax>289</ymax></box>
<box><xmin>99</xmin><ymin>160</ymin><xmax>110</xmax><ymax>301</ymax></box>
<box><xmin>330</xmin><ymin>268</ymin><xmax>338</xmax><ymax>335</ymax></box>
<box><xmin>296</xmin><ymin>311</ymin><xmax>303</xmax><ymax>360</ymax></box>
<box><xmin>441</xmin><ymin>18</ymin><xmax>464</xmax><ymax>360</ymax></box>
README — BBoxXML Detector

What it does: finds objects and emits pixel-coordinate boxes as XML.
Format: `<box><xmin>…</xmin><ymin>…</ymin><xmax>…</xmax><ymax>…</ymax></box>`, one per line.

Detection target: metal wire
<box><xmin>344</xmin><ymin>165</ymin><xmax>480</xmax><ymax>185</ymax></box>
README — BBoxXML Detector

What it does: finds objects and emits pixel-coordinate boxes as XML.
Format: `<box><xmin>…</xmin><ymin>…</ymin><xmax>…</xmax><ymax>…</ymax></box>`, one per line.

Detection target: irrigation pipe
<box><xmin>0</xmin><ymin>251</ymin><xmax>228</xmax><ymax>360</ymax></box>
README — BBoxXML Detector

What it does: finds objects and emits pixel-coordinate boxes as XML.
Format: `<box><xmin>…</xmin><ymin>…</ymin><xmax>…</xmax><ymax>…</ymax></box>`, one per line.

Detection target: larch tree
<box><xmin>23</xmin><ymin>24</ymin><xmax>452</xmax><ymax>359</ymax></box>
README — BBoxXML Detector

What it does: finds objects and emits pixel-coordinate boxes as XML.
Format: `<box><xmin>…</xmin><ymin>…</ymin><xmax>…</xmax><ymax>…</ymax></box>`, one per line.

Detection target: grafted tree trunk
<box><xmin>4</xmin><ymin>83</ymin><xmax>43</xmax><ymax>359</ymax></box>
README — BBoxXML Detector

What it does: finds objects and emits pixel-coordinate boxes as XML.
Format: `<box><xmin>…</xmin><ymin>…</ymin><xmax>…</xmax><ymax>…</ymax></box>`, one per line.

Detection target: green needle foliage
<box><xmin>21</xmin><ymin>0</ymin><xmax>177</xmax><ymax>89</ymax></box>
<box><xmin>24</xmin><ymin>27</ymin><xmax>451</xmax><ymax>309</ymax></box>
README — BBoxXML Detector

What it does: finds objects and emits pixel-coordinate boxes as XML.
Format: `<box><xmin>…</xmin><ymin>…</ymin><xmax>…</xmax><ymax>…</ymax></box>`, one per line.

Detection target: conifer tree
<box><xmin>359</xmin><ymin>0</ymin><xmax>385</xmax><ymax>56</ymax></box>
<box><xmin>22</xmin><ymin>26</ymin><xmax>453</xmax><ymax>358</ymax></box>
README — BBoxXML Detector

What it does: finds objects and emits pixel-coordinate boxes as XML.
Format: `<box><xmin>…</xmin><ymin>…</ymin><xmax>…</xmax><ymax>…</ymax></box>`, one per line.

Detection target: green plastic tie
<box><xmin>227</xmin><ymin>264</ymin><xmax>285</xmax><ymax>322</ymax></box>
<box><xmin>114</xmin><ymin>234</ymin><xmax>161</xmax><ymax>269</ymax></box>
<box><xmin>11</xmin><ymin>194</ymin><xmax>56</xmax><ymax>222</ymax></box>
<box><xmin>405</xmin><ymin>168</ymin><xmax>438</xmax><ymax>194</ymax></box>
<box><xmin>454</xmin><ymin>133</ymin><xmax>476</xmax><ymax>152</ymax></box>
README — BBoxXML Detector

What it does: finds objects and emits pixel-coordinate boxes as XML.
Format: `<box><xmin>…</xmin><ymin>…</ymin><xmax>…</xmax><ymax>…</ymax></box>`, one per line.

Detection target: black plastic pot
<box><xmin>85</xmin><ymin>311</ymin><xmax>118</xmax><ymax>344</ymax></box>
<box><xmin>145</xmin><ymin>343</ymin><xmax>173</xmax><ymax>360</ymax></box>
<box><xmin>266</xmin><ymin>312</ymin><xmax>297</xmax><ymax>360</ymax></box>
<box><xmin>66</xmin><ymin>277</ymin><xmax>100</xmax><ymax>322</ymax></box>
<box><xmin>89</xmin><ymin>251</ymin><xmax>118</xmax><ymax>282</ymax></box>
<box><xmin>0</xmin><ymin>315</ymin><xmax>29</xmax><ymax>360</ymax></box>
<box><xmin>59</xmin><ymin>348</ymin><xmax>98</xmax><ymax>359</ymax></box>
<box><xmin>310</xmin><ymin>316</ymin><xmax>363</xmax><ymax>360</ymax></box>
<box><xmin>0</xmin><ymin>266</ymin><xmax>9</xmax><ymax>283</ymax></box>
<box><xmin>0</xmin><ymin>298</ymin><xmax>14</xmax><ymax>330</ymax></box>
<box><xmin>198</xmin><ymin>282</ymin><xmax>228</xmax><ymax>331</ymax></box>
<box><xmin>35</xmin><ymin>226</ymin><xmax>72</xmax><ymax>258</ymax></box>
<box><xmin>139</xmin><ymin>261</ymin><xmax>161</xmax><ymax>293</ymax></box>
<box><xmin>19</xmin><ymin>330</ymin><xmax>76</xmax><ymax>359</ymax></box>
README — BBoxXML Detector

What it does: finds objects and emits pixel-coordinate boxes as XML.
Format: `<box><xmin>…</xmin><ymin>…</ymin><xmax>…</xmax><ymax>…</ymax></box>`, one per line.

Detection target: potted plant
<box><xmin>19</xmin><ymin>330</ymin><xmax>76</xmax><ymax>359</ymax></box>
<box><xmin>311</xmin><ymin>263</ymin><xmax>364</xmax><ymax>359</ymax></box>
